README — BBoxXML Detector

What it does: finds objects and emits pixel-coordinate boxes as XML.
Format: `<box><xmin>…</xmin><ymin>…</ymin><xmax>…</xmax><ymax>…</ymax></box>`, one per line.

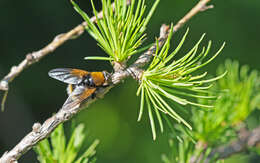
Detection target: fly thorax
<box><xmin>83</xmin><ymin>74</ymin><xmax>95</xmax><ymax>87</ymax></box>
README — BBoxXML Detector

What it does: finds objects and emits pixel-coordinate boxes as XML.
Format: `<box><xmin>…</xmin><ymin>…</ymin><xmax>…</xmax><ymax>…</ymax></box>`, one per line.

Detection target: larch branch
<box><xmin>0</xmin><ymin>0</ymin><xmax>214</xmax><ymax>162</ymax></box>
<box><xmin>0</xmin><ymin>24</ymin><xmax>170</xmax><ymax>163</ymax></box>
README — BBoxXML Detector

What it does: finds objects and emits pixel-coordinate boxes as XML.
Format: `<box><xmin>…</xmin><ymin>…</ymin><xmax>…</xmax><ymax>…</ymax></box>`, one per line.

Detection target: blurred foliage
<box><xmin>162</xmin><ymin>60</ymin><xmax>260</xmax><ymax>163</ymax></box>
<box><xmin>193</xmin><ymin>59</ymin><xmax>260</xmax><ymax>145</ymax></box>
<box><xmin>34</xmin><ymin>123</ymin><xmax>99</xmax><ymax>163</ymax></box>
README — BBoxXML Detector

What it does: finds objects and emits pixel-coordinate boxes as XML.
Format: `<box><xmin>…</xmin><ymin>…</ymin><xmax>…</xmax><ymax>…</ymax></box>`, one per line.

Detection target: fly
<box><xmin>48</xmin><ymin>68</ymin><xmax>110</xmax><ymax>109</ymax></box>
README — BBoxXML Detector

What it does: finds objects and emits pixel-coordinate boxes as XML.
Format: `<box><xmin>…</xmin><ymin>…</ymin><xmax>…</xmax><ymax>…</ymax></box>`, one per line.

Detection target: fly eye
<box><xmin>88</xmin><ymin>78</ymin><xmax>94</xmax><ymax>86</ymax></box>
<box><xmin>102</xmin><ymin>71</ymin><xmax>110</xmax><ymax>82</ymax></box>
<box><xmin>83</xmin><ymin>78</ymin><xmax>89</xmax><ymax>84</ymax></box>
<box><xmin>83</xmin><ymin>78</ymin><xmax>89</xmax><ymax>86</ymax></box>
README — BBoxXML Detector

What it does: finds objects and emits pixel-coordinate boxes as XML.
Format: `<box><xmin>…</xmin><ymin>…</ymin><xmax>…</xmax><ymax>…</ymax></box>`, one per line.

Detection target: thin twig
<box><xmin>0</xmin><ymin>0</ymin><xmax>214</xmax><ymax>161</ymax></box>
<box><xmin>203</xmin><ymin>126</ymin><xmax>260</xmax><ymax>163</ymax></box>
<box><xmin>189</xmin><ymin>125</ymin><xmax>260</xmax><ymax>163</ymax></box>
<box><xmin>173</xmin><ymin>0</ymin><xmax>213</xmax><ymax>32</ymax></box>
<box><xmin>0</xmin><ymin>20</ymin><xmax>87</xmax><ymax>91</ymax></box>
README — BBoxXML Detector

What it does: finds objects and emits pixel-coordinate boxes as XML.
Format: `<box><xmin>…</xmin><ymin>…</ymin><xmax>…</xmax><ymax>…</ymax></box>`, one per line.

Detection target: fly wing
<box><xmin>48</xmin><ymin>68</ymin><xmax>89</xmax><ymax>84</ymax></box>
<box><xmin>66</xmin><ymin>84</ymin><xmax>76</xmax><ymax>96</ymax></box>
<box><xmin>62</xmin><ymin>85</ymin><xmax>96</xmax><ymax>110</ymax></box>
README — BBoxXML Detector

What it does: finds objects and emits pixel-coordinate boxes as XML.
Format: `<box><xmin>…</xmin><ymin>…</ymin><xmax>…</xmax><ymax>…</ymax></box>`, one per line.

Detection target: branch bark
<box><xmin>189</xmin><ymin>125</ymin><xmax>260</xmax><ymax>163</ymax></box>
<box><xmin>204</xmin><ymin>126</ymin><xmax>260</xmax><ymax>162</ymax></box>
<box><xmin>0</xmin><ymin>0</ymin><xmax>214</xmax><ymax>162</ymax></box>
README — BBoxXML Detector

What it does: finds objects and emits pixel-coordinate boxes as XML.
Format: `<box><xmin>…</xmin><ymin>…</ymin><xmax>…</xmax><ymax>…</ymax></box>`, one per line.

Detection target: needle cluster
<box><xmin>137</xmin><ymin>26</ymin><xmax>226</xmax><ymax>140</ymax></box>
<box><xmin>72</xmin><ymin>0</ymin><xmax>160</xmax><ymax>62</ymax></box>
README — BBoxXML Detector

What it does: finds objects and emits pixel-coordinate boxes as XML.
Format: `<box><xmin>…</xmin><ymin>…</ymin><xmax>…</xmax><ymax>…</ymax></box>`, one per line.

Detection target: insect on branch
<box><xmin>0</xmin><ymin>0</ymin><xmax>214</xmax><ymax>162</ymax></box>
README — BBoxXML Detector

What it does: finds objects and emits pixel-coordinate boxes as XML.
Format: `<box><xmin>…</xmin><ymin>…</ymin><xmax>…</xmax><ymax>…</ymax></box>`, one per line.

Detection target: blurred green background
<box><xmin>0</xmin><ymin>0</ymin><xmax>259</xmax><ymax>162</ymax></box>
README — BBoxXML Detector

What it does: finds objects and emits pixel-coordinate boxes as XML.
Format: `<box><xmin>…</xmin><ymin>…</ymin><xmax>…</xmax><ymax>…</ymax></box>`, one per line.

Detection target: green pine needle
<box><xmin>84</xmin><ymin>56</ymin><xmax>114</xmax><ymax>61</ymax></box>
<box><xmin>72</xmin><ymin>0</ymin><xmax>160</xmax><ymax>62</ymax></box>
<box><xmin>137</xmin><ymin>26</ymin><xmax>226</xmax><ymax>139</ymax></box>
